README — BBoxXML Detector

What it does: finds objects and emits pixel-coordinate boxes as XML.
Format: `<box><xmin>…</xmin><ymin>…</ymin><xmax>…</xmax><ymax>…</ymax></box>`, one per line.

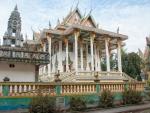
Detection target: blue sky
<box><xmin>0</xmin><ymin>0</ymin><xmax>150</xmax><ymax>52</ymax></box>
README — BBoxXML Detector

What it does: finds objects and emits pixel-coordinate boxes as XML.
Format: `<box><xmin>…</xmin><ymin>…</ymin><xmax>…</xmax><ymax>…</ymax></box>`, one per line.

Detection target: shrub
<box><xmin>70</xmin><ymin>96</ymin><xmax>86</xmax><ymax>111</ymax></box>
<box><xmin>123</xmin><ymin>88</ymin><xmax>142</xmax><ymax>105</ymax></box>
<box><xmin>30</xmin><ymin>95</ymin><xmax>56</xmax><ymax>113</ymax></box>
<box><xmin>100</xmin><ymin>89</ymin><xmax>114</xmax><ymax>108</ymax></box>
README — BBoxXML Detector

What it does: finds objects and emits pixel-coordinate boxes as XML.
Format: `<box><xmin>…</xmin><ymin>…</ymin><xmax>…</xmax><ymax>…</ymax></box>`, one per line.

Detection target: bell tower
<box><xmin>3</xmin><ymin>5</ymin><xmax>23</xmax><ymax>47</ymax></box>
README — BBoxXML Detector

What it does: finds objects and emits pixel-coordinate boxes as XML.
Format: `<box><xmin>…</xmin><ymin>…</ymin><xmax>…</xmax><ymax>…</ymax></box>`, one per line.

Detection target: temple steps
<box><xmin>39</xmin><ymin>71</ymin><xmax>135</xmax><ymax>82</ymax></box>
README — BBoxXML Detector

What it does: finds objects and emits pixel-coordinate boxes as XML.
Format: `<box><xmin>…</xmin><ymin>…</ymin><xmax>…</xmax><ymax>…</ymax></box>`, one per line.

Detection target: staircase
<box><xmin>39</xmin><ymin>71</ymin><xmax>136</xmax><ymax>82</ymax></box>
<box><xmin>122</xmin><ymin>72</ymin><xmax>136</xmax><ymax>81</ymax></box>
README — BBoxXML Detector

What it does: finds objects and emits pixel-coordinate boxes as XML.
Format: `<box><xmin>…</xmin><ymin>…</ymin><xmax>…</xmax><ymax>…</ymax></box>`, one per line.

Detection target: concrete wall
<box><xmin>0</xmin><ymin>62</ymin><xmax>35</xmax><ymax>82</ymax></box>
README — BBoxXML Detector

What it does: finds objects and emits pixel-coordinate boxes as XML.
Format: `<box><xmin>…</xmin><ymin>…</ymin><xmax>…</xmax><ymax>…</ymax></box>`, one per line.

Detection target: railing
<box><xmin>100</xmin><ymin>82</ymin><xmax>125</xmax><ymax>93</ymax></box>
<box><xmin>61</xmin><ymin>83</ymin><xmax>97</xmax><ymax>95</ymax></box>
<box><xmin>0</xmin><ymin>47</ymin><xmax>49</xmax><ymax>64</ymax></box>
<box><xmin>0</xmin><ymin>82</ymin><xmax>146</xmax><ymax>97</ymax></box>
<box><xmin>128</xmin><ymin>82</ymin><xmax>145</xmax><ymax>91</ymax></box>
<box><xmin>0</xmin><ymin>82</ymin><xmax>56</xmax><ymax>97</ymax></box>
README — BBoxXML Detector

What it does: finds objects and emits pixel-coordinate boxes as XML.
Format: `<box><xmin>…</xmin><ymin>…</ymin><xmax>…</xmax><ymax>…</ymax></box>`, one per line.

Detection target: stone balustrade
<box><xmin>0</xmin><ymin>82</ymin><xmax>146</xmax><ymax>97</ymax></box>
<box><xmin>128</xmin><ymin>82</ymin><xmax>145</xmax><ymax>91</ymax></box>
<box><xmin>61</xmin><ymin>83</ymin><xmax>97</xmax><ymax>95</ymax></box>
<box><xmin>100</xmin><ymin>82</ymin><xmax>125</xmax><ymax>92</ymax></box>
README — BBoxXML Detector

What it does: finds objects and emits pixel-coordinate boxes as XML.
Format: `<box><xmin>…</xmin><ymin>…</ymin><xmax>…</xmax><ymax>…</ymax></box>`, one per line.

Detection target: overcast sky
<box><xmin>0</xmin><ymin>0</ymin><xmax>150</xmax><ymax>52</ymax></box>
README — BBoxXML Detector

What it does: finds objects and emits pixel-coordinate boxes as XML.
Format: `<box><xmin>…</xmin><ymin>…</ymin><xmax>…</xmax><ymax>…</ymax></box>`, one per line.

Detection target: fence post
<box><xmin>56</xmin><ymin>84</ymin><xmax>61</xmax><ymax>95</ymax></box>
<box><xmin>96</xmin><ymin>83</ymin><xmax>100</xmax><ymax>94</ymax></box>
<box><xmin>54</xmin><ymin>70</ymin><xmax>61</xmax><ymax>95</ymax></box>
<box><xmin>124</xmin><ymin>80</ymin><xmax>129</xmax><ymax>90</ymax></box>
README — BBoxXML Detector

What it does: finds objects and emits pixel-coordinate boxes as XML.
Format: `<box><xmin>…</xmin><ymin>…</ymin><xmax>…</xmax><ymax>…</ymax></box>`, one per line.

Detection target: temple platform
<box><xmin>39</xmin><ymin>71</ymin><xmax>135</xmax><ymax>82</ymax></box>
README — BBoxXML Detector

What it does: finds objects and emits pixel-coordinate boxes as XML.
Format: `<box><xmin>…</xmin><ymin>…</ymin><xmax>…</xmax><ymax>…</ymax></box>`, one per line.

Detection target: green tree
<box><xmin>30</xmin><ymin>95</ymin><xmax>56</xmax><ymax>113</ymax></box>
<box><xmin>122</xmin><ymin>50</ymin><xmax>142</xmax><ymax>79</ymax></box>
<box><xmin>101</xmin><ymin>54</ymin><xmax>117</xmax><ymax>71</ymax></box>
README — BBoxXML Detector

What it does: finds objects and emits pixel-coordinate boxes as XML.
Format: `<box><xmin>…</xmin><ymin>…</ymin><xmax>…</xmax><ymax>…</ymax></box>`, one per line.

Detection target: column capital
<box><xmin>90</xmin><ymin>32</ymin><xmax>96</xmax><ymax>40</ymax></box>
<box><xmin>117</xmin><ymin>39</ymin><xmax>122</xmax><ymax>45</ymax></box>
<box><xmin>104</xmin><ymin>37</ymin><xmax>111</xmax><ymax>42</ymax></box>
<box><xmin>63</xmin><ymin>37</ymin><xmax>68</xmax><ymax>45</ymax></box>
<box><xmin>46</xmin><ymin>33</ymin><xmax>51</xmax><ymax>38</ymax></box>
<box><xmin>74</xmin><ymin>30</ymin><xmax>80</xmax><ymax>36</ymax></box>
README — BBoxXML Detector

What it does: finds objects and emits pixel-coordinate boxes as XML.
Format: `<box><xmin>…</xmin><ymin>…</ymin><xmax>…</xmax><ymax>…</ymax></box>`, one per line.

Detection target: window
<box><xmin>9</xmin><ymin>64</ymin><xmax>15</xmax><ymax>68</ymax></box>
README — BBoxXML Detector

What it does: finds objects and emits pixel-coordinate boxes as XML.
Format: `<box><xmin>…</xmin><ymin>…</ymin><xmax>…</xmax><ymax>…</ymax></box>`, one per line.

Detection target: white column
<box><xmin>97</xmin><ymin>47</ymin><xmax>101</xmax><ymax>71</ymax></box>
<box><xmin>94</xmin><ymin>44</ymin><xmax>98</xmax><ymax>71</ymax></box>
<box><xmin>43</xmin><ymin>44</ymin><xmax>46</xmax><ymax>74</ymax></box>
<box><xmin>75</xmin><ymin>31</ymin><xmax>79</xmax><ymax>75</ymax></box>
<box><xmin>48</xmin><ymin>36</ymin><xmax>51</xmax><ymax>76</ymax></box>
<box><xmin>65</xmin><ymin>38</ymin><xmax>69</xmax><ymax>72</ymax></box>
<box><xmin>117</xmin><ymin>40</ymin><xmax>122</xmax><ymax>72</ymax></box>
<box><xmin>80</xmin><ymin>40</ymin><xmax>84</xmax><ymax>71</ymax></box>
<box><xmin>58</xmin><ymin>40</ymin><xmax>63</xmax><ymax>72</ymax></box>
<box><xmin>90</xmin><ymin>34</ymin><xmax>94</xmax><ymax>71</ymax></box>
<box><xmin>105</xmin><ymin>38</ymin><xmax>110</xmax><ymax>72</ymax></box>
<box><xmin>86</xmin><ymin>43</ymin><xmax>90</xmax><ymax>71</ymax></box>
<box><xmin>52</xmin><ymin>45</ymin><xmax>55</xmax><ymax>72</ymax></box>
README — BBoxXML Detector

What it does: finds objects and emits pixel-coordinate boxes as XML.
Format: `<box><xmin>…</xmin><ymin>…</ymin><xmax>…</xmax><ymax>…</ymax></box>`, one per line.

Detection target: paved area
<box><xmin>1</xmin><ymin>103</ymin><xmax>150</xmax><ymax>113</ymax></box>
<box><xmin>87</xmin><ymin>103</ymin><xmax>150</xmax><ymax>113</ymax></box>
<box><xmin>0</xmin><ymin>109</ymin><xmax>28</xmax><ymax>113</ymax></box>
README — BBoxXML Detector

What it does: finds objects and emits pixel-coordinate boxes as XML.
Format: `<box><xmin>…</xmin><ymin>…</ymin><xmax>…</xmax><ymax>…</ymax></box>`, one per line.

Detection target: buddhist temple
<box><xmin>0</xmin><ymin>5</ymin><xmax>49</xmax><ymax>82</ymax></box>
<box><xmin>38</xmin><ymin>8</ymin><xmax>133</xmax><ymax>82</ymax></box>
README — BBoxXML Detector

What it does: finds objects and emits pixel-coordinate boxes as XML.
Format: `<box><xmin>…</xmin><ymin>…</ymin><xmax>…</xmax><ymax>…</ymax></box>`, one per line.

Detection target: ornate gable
<box><xmin>81</xmin><ymin>15</ymin><xmax>97</xmax><ymax>28</ymax></box>
<box><xmin>62</xmin><ymin>8</ymin><xmax>82</xmax><ymax>25</ymax></box>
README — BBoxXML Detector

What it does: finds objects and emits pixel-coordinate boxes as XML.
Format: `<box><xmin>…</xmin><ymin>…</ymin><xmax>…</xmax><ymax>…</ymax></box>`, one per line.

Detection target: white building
<box><xmin>0</xmin><ymin>6</ymin><xmax>49</xmax><ymax>82</ymax></box>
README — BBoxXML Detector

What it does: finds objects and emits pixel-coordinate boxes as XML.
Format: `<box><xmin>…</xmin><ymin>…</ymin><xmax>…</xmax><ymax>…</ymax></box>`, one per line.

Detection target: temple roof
<box><xmin>45</xmin><ymin>7</ymin><xmax>128</xmax><ymax>41</ymax></box>
<box><xmin>44</xmin><ymin>24</ymin><xmax>128</xmax><ymax>40</ymax></box>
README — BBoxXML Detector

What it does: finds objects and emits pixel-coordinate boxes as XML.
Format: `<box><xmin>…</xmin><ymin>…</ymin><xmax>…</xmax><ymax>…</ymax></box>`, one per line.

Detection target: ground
<box><xmin>0</xmin><ymin>102</ymin><xmax>150</xmax><ymax>113</ymax></box>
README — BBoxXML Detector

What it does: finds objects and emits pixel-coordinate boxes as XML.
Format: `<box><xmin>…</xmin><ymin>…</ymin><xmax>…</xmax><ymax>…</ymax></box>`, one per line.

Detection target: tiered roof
<box><xmin>42</xmin><ymin>7</ymin><xmax>128</xmax><ymax>41</ymax></box>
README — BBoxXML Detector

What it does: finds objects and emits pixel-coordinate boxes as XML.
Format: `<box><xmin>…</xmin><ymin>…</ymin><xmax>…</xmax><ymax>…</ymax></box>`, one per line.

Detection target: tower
<box><xmin>3</xmin><ymin>5</ymin><xmax>23</xmax><ymax>47</ymax></box>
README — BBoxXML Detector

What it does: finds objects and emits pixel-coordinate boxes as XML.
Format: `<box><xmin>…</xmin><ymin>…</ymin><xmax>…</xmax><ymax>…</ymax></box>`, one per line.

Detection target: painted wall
<box><xmin>0</xmin><ymin>62</ymin><xmax>35</xmax><ymax>82</ymax></box>
<box><xmin>0</xmin><ymin>93</ymin><xmax>122</xmax><ymax>111</ymax></box>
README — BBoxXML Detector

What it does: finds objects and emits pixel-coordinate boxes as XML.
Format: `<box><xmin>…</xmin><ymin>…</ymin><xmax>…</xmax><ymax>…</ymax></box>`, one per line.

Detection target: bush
<box><xmin>123</xmin><ymin>88</ymin><xmax>142</xmax><ymax>105</ymax></box>
<box><xmin>70</xmin><ymin>96</ymin><xmax>86</xmax><ymax>111</ymax></box>
<box><xmin>100</xmin><ymin>89</ymin><xmax>114</xmax><ymax>108</ymax></box>
<box><xmin>30</xmin><ymin>95</ymin><xmax>56</xmax><ymax>113</ymax></box>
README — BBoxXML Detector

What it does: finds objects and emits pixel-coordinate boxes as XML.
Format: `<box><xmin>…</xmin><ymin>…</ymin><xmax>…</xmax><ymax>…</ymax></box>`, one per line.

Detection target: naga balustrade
<box><xmin>0</xmin><ymin>82</ymin><xmax>146</xmax><ymax>97</ymax></box>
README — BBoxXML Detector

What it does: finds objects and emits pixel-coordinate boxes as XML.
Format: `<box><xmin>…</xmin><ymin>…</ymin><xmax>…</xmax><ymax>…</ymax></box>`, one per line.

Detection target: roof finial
<box><xmin>70</xmin><ymin>0</ymin><xmax>75</xmax><ymax>13</ymax></box>
<box><xmin>49</xmin><ymin>21</ymin><xmax>51</xmax><ymax>29</ymax></box>
<box><xmin>31</xmin><ymin>26</ymin><xmax>34</xmax><ymax>32</ymax></box>
<box><xmin>25</xmin><ymin>33</ymin><xmax>28</xmax><ymax>42</ymax></box>
<box><xmin>14</xmin><ymin>4</ymin><xmax>18</xmax><ymax>11</ymax></box>
<box><xmin>96</xmin><ymin>23</ymin><xmax>99</xmax><ymax>28</ymax></box>
<box><xmin>75</xmin><ymin>0</ymin><xmax>79</xmax><ymax>9</ymax></box>
<box><xmin>89</xmin><ymin>8</ymin><xmax>93</xmax><ymax>15</ymax></box>
<box><xmin>117</xmin><ymin>27</ymin><xmax>119</xmax><ymax>34</ymax></box>
<box><xmin>83</xmin><ymin>8</ymin><xmax>87</xmax><ymax>18</ymax></box>
<box><xmin>57</xmin><ymin>18</ymin><xmax>60</xmax><ymax>25</ymax></box>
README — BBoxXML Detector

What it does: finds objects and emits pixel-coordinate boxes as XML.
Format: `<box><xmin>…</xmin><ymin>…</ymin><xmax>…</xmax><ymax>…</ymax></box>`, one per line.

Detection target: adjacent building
<box><xmin>0</xmin><ymin>6</ymin><xmax>49</xmax><ymax>82</ymax></box>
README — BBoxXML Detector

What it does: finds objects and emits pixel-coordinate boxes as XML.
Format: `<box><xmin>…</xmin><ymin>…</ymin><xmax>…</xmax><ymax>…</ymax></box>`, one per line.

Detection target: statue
<box><xmin>54</xmin><ymin>70</ymin><xmax>61</xmax><ymax>83</ymax></box>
